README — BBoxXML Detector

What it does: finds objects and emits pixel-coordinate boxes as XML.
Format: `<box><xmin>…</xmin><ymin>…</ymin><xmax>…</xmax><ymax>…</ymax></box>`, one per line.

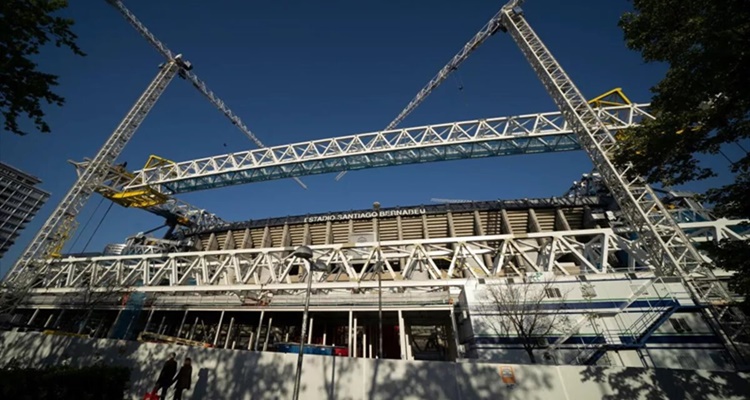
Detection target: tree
<box><xmin>479</xmin><ymin>279</ymin><xmax>570</xmax><ymax>364</ymax></box>
<box><xmin>615</xmin><ymin>0</ymin><xmax>750</xmax><ymax>309</ymax></box>
<box><xmin>1</xmin><ymin>0</ymin><xmax>85</xmax><ymax>136</ymax></box>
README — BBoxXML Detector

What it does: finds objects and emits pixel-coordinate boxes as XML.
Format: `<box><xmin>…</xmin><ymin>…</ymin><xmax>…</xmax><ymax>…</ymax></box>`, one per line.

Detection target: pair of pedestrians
<box><xmin>153</xmin><ymin>353</ymin><xmax>192</xmax><ymax>400</ymax></box>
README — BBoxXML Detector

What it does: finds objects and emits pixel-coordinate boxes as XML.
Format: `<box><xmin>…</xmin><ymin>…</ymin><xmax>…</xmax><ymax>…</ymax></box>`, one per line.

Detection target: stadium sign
<box><xmin>303</xmin><ymin>207</ymin><xmax>427</xmax><ymax>223</ymax></box>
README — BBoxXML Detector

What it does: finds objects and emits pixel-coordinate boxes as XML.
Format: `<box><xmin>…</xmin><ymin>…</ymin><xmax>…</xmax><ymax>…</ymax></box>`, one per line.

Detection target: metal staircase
<box><xmin>563</xmin><ymin>277</ymin><xmax>679</xmax><ymax>365</ymax></box>
<box><xmin>546</xmin><ymin>276</ymin><xmax>655</xmax><ymax>356</ymax></box>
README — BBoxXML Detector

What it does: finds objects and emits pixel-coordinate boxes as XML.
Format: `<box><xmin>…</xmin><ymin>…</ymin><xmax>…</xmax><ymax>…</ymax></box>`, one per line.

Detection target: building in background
<box><xmin>0</xmin><ymin>162</ymin><xmax>50</xmax><ymax>259</ymax></box>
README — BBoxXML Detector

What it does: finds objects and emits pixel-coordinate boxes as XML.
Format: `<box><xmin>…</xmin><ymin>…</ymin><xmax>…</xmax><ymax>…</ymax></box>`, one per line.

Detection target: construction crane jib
<box><xmin>334</xmin><ymin>2</ymin><xmax>507</xmax><ymax>182</ymax></box>
<box><xmin>105</xmin><ymin>0</ymin><xmax>307</xmax><ymax>190</ymax></box>
<box><xmin>496</xmin><ymin>2</ymin><xmax>745</xmax><ymax>357</ymax></box>
<box><xmin>7</xmin><ymin>60</ymin><xmax>183</xmax><ymax>284</ymax></box>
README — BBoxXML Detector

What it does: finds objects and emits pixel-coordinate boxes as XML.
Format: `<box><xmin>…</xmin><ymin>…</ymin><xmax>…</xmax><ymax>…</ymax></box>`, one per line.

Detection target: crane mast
<box><xmin>6</xmin><ymin>60</ymin><xmax>182</xmax><ymax>284</ymax></box>
<box><xmin>105</xmin><ymin>0</ymin><xmax>307</xmax><ymax>190</ymax></box>
<box><xmin>498</xmin><ymin>3</ymin><xmax>745</xmax><ymax>356</ymax></box>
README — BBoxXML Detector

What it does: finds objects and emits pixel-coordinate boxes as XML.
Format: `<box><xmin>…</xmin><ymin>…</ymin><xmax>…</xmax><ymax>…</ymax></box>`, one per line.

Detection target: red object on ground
<box><xmin>143</xmin><ymin>390</ymin><xmax>159</xmax><ymax>400</ymax></box>
<box><xmin>333</xmin><ymin>347</ymin><xmax>349</xmax><ymax>357</ymax></box>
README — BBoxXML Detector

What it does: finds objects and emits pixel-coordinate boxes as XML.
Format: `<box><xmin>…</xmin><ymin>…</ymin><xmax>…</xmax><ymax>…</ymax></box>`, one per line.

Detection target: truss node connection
<box><xmin>123</xmin><ymin>104</ymin><xmax>651</xmax><ymax>194</ymax></box>
<box><xmin>70</xmin><ymin>160</ymin><xmax>225</xmax><ymax>229</ymax></box>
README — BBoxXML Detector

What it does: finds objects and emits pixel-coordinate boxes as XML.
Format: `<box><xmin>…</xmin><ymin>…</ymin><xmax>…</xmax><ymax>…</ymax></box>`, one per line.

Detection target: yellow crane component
<box><xmin>587</xmin><ymin>87</ymin><xmax>632</xmax><ymax>108</ymax></box>
<box><xmin>49</xmin><ymin>216</ymin><xmax>78</xmax><ymax>258</ymax></box>
<box><xmin>143</xmin><ymin>154</ymin><xmax>176</xmax><ymax>170</ymax></box>
<box><xmin>100</xmin><ymin>155</ymin><xmax>176</xmax><ymax>209</ymax></box>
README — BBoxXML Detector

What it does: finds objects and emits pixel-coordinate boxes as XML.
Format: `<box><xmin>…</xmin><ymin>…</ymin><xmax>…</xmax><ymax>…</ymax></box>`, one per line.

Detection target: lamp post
<box><xmin>373</xmin><ymin>201</ymin><xmax>383</xmax><ymax>360</ymax></box>
<box><xmin>292</xmin><ymin>245</ymin><xmax>315</xmax><ymax>400</ymax></box>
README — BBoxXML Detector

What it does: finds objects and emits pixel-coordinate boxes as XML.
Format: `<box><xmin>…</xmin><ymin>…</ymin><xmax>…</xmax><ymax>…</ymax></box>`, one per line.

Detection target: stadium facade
<box><xmin>7</xmin><ymin>176</ymin><xmax>749</xmax><ymax>370</ymax></box>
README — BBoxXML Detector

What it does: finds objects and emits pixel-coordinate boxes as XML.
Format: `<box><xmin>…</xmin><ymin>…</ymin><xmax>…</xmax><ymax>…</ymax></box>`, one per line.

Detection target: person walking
<box><xmin>172</xmin><ymin>357</ymin><xmax>193</xmax><ymax>400</ymax></box>
<box><xmin>155</xmin><ymin>353</ymin><xmax>177</xmax><ymax>400</ymax></box>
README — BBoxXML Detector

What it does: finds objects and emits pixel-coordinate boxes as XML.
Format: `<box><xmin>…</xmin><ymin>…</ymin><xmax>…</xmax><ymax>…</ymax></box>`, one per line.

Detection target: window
<box><xmin>545</xmin><ymin>287</ymin><xmax>562</xmax><ymax>298</ymax></box>
<box><xmin>669</xmin><ymin>318</ymin><xmax>692</xmax><ymax>333</ymax></box>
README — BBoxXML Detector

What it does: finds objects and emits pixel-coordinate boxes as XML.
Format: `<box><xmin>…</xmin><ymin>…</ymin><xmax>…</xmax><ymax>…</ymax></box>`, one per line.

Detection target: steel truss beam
<box><xmin>123</xmin><ymin>104</ymin><xmax>652</xmax><ymax>194</ymax></box>
<box><xmin>29</xmin><ymin>218</ymin><xmax>747</xmax><ymax>296</ymax></box>
<box><xmin>69</xmin><ymin>160</ymin><xmax>225</xmax><ymax>229</ymax></box>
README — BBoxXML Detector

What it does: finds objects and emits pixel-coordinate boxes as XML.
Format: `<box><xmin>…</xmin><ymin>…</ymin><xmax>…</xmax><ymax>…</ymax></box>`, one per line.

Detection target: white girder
<box><xmin>69</xmin><ymin>160</ymin><xmax>225</xmax><ymax>229</ymax></box>
<box><xmin>29</xmin><ymin>217</ymin><xmax>748</xmax><ymax>295</ymax></box>
<box><xmin>334</xmin><ymin>1</ymin><xmax>508</xmax><ymax>182</ymax></box>
<box><xmin>123</xmin><ymin>103</ymin><xmax>651</xmax><ymax>194</ymax></box>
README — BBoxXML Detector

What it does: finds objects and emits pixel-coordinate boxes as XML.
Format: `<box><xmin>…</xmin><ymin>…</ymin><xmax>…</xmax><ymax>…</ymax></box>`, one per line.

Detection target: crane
<box><xmin>495</xmin><ymin>1</ymin><xmax>745</xmax><ymax>361</ymax></box>
<box><xmin>6</xmin><ymin>58</ymin><xmax>184</xmax><ymax>285</ymax></box>
<box><xmin>334</xmin><ymin>5</ymin><xmax>506</xmax><ymax>182</ymax></box>
<box><xmin>104</xmin><ymin>0</ymin><xmax>307</xmax><ymax>190</ymax></box>
<box><xmin>5</xmin><ymin>0</ymin><xmax>304</xmax><ymax>285</ymax></box>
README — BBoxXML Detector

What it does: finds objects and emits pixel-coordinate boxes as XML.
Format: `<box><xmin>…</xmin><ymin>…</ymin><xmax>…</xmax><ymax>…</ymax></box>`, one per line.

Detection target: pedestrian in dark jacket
<box><xmin>155</xmin><ymin>353</ymin><xmax>177</xmax><ymax>400</ymax></box>
<box><xmin>173</xmin><ymin>357</ymin><xmax>193</xmax><ymax>400</ymax></box>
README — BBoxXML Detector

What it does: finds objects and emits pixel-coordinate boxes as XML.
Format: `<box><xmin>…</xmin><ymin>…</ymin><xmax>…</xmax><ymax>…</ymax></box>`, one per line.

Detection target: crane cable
<box><xmin>69</xmin><ymin>196</ymin><xmax>106</xmax><ymax>252</ymax></box>
<box><xmin>452</xmin><ymin>68</ymin><xmax>470</xmax><ymax>108</ymax></box>
<box><xmin>81</xmin><ymin>202</ymin><xmax>116</xmax><ymax>253</ymax></box>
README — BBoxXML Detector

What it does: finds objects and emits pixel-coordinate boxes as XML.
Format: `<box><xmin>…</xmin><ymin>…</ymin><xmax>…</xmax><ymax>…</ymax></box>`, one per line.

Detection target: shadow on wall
<box><xmin>0</xmin><ymin>332</ymin><xmax>298</xmax><ymax>400</ymax></box>
<box><xmin>192</xmin><ymin>368</ymin><xmax>208</xmax><ymax>399</ymax></box>
<box><xmin>579</xmin><ymin>365</ymin><xmax>750</xmax><ymax>400</ymax></box>
<box><xmin>2</xmin><ymin>332</ymin><xmax>749</xmax><ymax>400</ymax></box>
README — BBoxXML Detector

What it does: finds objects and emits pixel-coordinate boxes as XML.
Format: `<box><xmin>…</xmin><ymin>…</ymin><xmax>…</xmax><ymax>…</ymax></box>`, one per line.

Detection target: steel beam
<box><xmin>124</xmin><ymin>104</ymin><xmax>652</xmax><ymax>194</ymax></box>
<box><xmin>26</xmin><ymin>218</ymin><xmax>747</xmax><ymax>294</ymax></box>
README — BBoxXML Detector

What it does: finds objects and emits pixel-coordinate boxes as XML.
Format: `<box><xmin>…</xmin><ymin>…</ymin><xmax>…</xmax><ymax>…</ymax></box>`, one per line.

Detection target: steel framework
<box><xmin>497</xmin><ymin>2</ymin><xmax>745</xmax><ymax>350</ymax></box>
<box><xmin>7</xmin><ymin>61</ymin><xmax>182</xmax><ymax>284</ymax></box>
<box><xmin>69</xmin><ymin>160</ymin><xmax>224</xmax><ymax>229</ymax></box>
<box><xmin>122</xmin><ymin>103</ymin><xmax>651</xmax><ymax>194</ymax></box>
<box><xmin>26</xmin><ymin>216</ymin><xmax>748</xmax><ymax>295</ymax></box>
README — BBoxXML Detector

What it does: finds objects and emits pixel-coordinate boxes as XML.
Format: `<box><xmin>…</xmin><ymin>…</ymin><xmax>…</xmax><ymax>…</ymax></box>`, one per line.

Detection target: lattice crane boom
<box><xmin>335</xmin><ymin>4</ymin><xmax>507</xmax><ymax>182</ymax></box>
<box><xmin>7</xmin><ymin>61</ymin><xmax>181</xmax><ymax>284</ymax></box>
<box><xmin>105</xmin><ymin>0</ymin><xmax>307</xmax><ymax>190</ymax></box>
<box><xmin>498</xmin><ymin>3</ymin><xmax>745</xmax><ymax>358</ymax></box>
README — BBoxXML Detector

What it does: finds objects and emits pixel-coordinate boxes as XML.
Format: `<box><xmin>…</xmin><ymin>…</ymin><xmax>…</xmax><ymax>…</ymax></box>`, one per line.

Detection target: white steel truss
<box><xmin>26</xmin><ymin>217</ymin><xmax>748</xmax><ymax>295</ymax></box>
<box><xmin>69</xmin><ymin>160</ymin><xmax>225</xmax><ymax>229</ymax></box>
<box><xmin>123</xmin><ymin>103</ymin><xmax>651</xmax><ymax>194</ymax></box>
<box><xmin>498</xmin><ymin>3</ymin><xmax>746</xmax><ymax>351</ymax></box>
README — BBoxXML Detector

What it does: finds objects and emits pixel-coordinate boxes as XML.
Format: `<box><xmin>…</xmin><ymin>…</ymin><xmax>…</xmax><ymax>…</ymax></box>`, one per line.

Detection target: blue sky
<box><xmin>0</xmin><ymin>1</ymin><xmax>738</xmax><ymax>276</ymax></box>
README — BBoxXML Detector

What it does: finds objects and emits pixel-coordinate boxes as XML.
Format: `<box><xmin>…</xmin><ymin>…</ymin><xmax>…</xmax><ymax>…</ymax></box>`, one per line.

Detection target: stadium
<box><xmin>2</xmin><ymin>1</ymin><xmax>749</xmax><ymax>390</ymax></box>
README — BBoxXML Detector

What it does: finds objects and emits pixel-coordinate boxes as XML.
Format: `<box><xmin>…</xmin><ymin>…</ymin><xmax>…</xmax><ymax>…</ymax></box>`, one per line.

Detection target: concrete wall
<box><xmin>1</xmin><ymin>331</ymin><xmax>748</xmax><ymax>400</ymax></box>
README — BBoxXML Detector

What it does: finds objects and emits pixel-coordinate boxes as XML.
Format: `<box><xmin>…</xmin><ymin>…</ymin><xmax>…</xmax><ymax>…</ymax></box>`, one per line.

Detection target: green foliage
<box><xmin>0</xmin><ymin>0</ymin><xmax>85</xmax><ymax>136</ymax></box>
<box><xmin>615</xmin><ymin>0</ymin><xmax>750</xmax><ymax>188</ymax></box>
<box><xmin>704</xmin><ymin>240</ymin><xmax>750</xmax><ymax>315</ymax></box>
<box><xmin>617</xmin><ymin>0</ymin><xmax>750</xmax><ymax>310</ymax></box>
<box><xmin>0</xmin><ymin>364</ymin><xmax>130</xmax><ymax>399</ymax></box>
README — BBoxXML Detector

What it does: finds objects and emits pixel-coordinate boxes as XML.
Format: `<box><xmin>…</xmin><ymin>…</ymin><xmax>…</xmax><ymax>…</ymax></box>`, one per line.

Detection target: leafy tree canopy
<box><xmin>0</xmin><ymin>0</ymin><xmax>84</xmax><ymax>136</ymax></box>
<box><xmin>617</xmin><ymin>0</ymin><xmax>750</xmax><ymax>314</ymax></box>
